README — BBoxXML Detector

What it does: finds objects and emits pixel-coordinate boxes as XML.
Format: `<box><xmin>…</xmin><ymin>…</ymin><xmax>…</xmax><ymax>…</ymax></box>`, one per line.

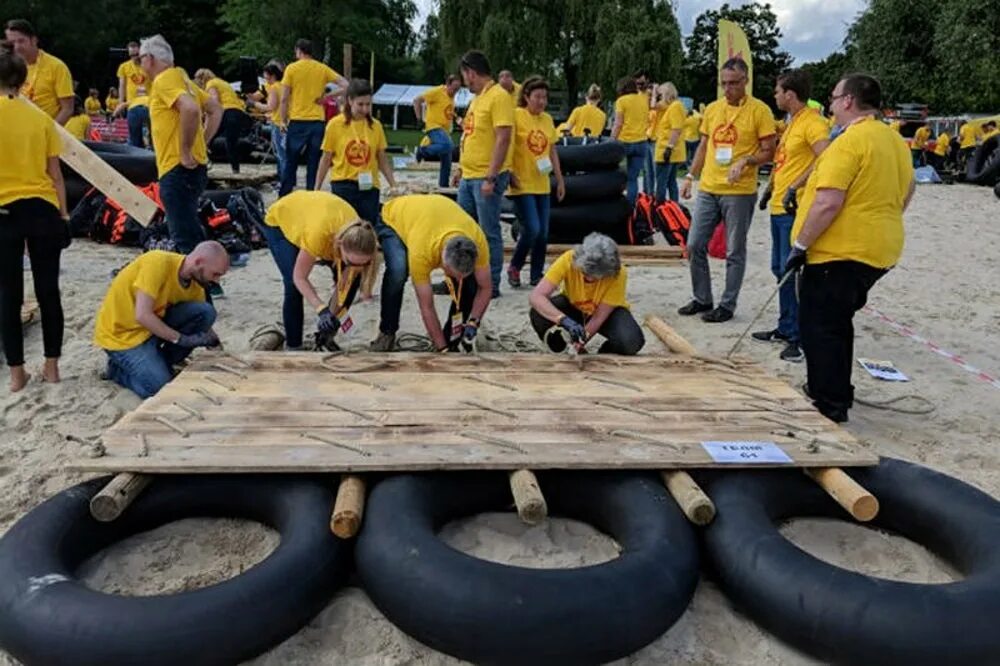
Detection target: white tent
<box><xmin>373</xmin><ymin>83</ymin><xmax>474</xmax><ymax>129</ymax></box>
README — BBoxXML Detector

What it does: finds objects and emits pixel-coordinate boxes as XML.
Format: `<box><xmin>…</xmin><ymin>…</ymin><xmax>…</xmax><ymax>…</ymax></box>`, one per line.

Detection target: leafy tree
<box><xmin>800</xmin><ymin>49</ymin><xmax>854</xmax><ymax>106</ymax></box>
<box><xmin>416</xmin><ymin>13</ymin><xmax>446</xmax><ymax>82</ymax></box>
<box><xmin>928</xmin><ymin>0</ymin><xmax>1000</xmax><ymax>112</ymax></box>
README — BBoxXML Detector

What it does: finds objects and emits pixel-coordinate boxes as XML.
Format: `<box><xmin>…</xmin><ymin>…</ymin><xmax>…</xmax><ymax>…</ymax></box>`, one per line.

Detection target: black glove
<box><xmin>782</xmin><ymin>187</ymin><xmax>798</xmax><ymax>216</ymax></box>
<box><xmin>316</xmin><ymin>306</ymin><xmax>340</xmax><ymax>334</ymax></box>
<box><xmin>758</xmin><ymin>189</ymin><xmax>772</xmax><ymax>210</ymax></box>
<box><xmin>463</xmin><ymin>319</ymin><xmax>479</xmax><ymax>342</ymax></box>
<box><xmin>559</xmin><ymin>316</ymin><xmax>586</xmax><ymax>344</ymax></box>
<box><xmin>176</xmin><ymin>330</ymin><xmax>219</xmax><ymax>348</ymax></box>
<box><xmin>783</xmin><ymin>244</ymin><xmax>807</xmax><ymax>277</ymax></box>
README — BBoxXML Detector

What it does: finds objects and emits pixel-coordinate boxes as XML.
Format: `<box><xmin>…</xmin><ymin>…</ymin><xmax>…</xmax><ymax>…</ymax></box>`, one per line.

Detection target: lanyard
<box><xmin>445</xmin><ymin>276</ymin><xmax>463</xmax><ymax>311</ymax></box>
<box><xmin>24</xmin><ymin>53</ymin><xmax>42</xmax><ymax>101</ymax></box>
<box><xmin>720</xmin><ymin>97</ymin><xmax>748</xmax><ymax>133</ymax></box>
<box><xmin>779</xmin><ymin>107</ymin><xmax>811</xmax><ymax>150</ymax></box>
<box><xmin>333</xmin><ymin>260</ymin><xmax>357</xmax><ymax>316</ymax></box>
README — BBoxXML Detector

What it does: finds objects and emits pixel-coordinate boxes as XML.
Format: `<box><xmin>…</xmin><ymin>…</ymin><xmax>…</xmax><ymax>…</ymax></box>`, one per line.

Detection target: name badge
<box><xmin>535</xmin><ymin>155</ymin><xmax>553</xmax><ymax>175</ymax></box>
<box><xmin>340</xmin><ymin>315</ymin><xmax>355</xmax><ymax>337</ymax></box>
<box><xmin>358</xmin><ymin>171</ymin><xmax>374</xmax><ymax>191</ymax></box>
<box><xmin>451</xmin><ymin>311</ymin><xmax>464</xmax><ymax>339</ymax></box>
<box><xmin>715</xmin><ymin>146</ymin><xmax>733</xmax><ymax>166</ymax></box>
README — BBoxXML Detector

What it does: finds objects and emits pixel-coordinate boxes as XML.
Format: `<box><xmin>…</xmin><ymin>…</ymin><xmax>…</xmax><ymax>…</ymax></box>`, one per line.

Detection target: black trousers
<box><xmin>441</xmin><ymin>275</ymin><xmax>478</xmax><ymax>351</ymax></box>
<box><xmin>529</xmin><ymin>294</ymin><xmax>645</xmax><ymax>355</ymax></box>
<box><xmin>799</xmin><ymin>260</ymin><xmax>887</xmax><ymax>421</ymax></box>
<box><xmin>221</xmin><ymin>109</ymin><xmax>249</xmax><ymax>172</ymax></box>
<box><xmin>0</xmin><ymin>198</ymin><xmax>65</xmax><ymax>366</ymax></box>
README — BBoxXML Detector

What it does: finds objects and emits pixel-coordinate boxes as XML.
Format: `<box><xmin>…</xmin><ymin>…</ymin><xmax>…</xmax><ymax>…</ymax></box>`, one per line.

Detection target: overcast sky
<box><xmin>411</xmin><ymin>0</ymin><xmax>866</xmax><ymax>65</ymax></box>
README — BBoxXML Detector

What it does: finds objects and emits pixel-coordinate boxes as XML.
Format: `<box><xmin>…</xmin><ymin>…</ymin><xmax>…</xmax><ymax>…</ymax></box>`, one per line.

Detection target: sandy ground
<box><xmin>1</xmin><ymin>169</ymin><xmax>998</xmax><ymax>664</ymax></box>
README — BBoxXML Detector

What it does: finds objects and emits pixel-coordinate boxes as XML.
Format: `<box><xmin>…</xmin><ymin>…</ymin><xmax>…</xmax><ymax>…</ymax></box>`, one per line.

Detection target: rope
<box><xmin>394</xmin><ymin>325</ymin><xmax>542</xmax><ymax>353</ymax></box>
<box><xmin>854</xmin><ymin>393</ymin><xmax>935</xmax><ymax>415</ymax></box>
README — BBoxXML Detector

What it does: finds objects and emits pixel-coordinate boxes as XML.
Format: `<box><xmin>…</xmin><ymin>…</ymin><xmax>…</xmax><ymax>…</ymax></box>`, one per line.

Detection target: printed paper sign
<box><xmin>701</xmin><ymin>441</ymin><xmax>793</xmax><ymax>464</ymax></box>
<box><xmin>857</xmin><ymin>358</ymin><xmax>909</xmax><ymax>382</ymax></box>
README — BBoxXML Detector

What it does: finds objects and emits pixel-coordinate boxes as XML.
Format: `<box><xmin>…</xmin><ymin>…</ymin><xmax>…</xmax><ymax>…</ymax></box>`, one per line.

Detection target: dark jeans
<box><xmin>374</xmin><ymin>220</ymin><xmax>408</xmax><ymax>335</ymax></box>
<box><xmin>221</xmin><ymin>108</ymin><xmax>250</xmax><ymax>173</ymax></box>
<box><xmin>416</xmin><ymin>128</ymin><xmax>453</xmax><ymax>188</ymax></box>
<box><xmin>622</xmin><ymin>140</ymin><xmax>647</xmax><ymax>206</ymax></box>
<box><xmin>799</xmin><ymin>260</ymin><xmax>887</xmax><ymax>421</ymax></box>
<box><xmin>0</xmin><ymin>198</ymin><xmax>64</xmax><ymax>366</ymax></box>
<box><xmin>509</xmin><ymin>194</ymin><xmax>550</xmax><ymax>283</ymax></box>
<box><xmin>159</xmin><ymin>164</ymin><xmax>208</xmax><ymax>253</ymax></box>
<box><xmin>770</xmin><ymin>214</ymin><xmax>798</xmax><ymax>343</ymax></box>
<box><xmin>655</xmin><ymin>161</ymin><xmax>680</xmax><ymax>202</ymax></box>
<box><xmin>685</xmin><ymin>140</ymin><xmax>699</xmax><ymax>168</ymax></box>
<box><xmin>457</xmin><ymin>171</ymin><xmax>510</xmax><ymax>295</ymax></box>
<box><xmin>911</xmin><ymin>148</ymin><xmax>925</xmax><ymax>168</ymax></box>
<box><xmin>330</xmin><ymin>180</ymin><xmax>381</xmax><ymax>226</ymax></box>
<box><xmin>127</xmin><ymin>104</ymin><xmax>149</xmax><ymax>148</ymax></box>
<box><xmin>280</xmin><ymin>120</ymin><xmax>326</xmax><ymax>197</ymax></box>
<box><xmin>529</xmin><ymin>294</ymin><xmax>645</xmax><ymax>355</ymax></box>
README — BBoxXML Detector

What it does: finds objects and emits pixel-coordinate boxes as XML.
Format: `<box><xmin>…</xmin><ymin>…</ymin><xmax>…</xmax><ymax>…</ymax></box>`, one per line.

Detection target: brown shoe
<box><xmin>369</xmin><ymin>332</ymin><xmax>396</xmax><ymax>352</ymax></box>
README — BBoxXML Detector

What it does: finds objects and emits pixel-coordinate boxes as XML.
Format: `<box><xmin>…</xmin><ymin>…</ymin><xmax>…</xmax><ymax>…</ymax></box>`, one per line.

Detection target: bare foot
<box><xmin>9</xmin><ymin>366</ymin><xmax>30</xmax><ymax>392</ymax></box>
<box><xmin>41</xmin><ymin>359</ymin><xmax>60</xmax><ymax>384</ymax></box>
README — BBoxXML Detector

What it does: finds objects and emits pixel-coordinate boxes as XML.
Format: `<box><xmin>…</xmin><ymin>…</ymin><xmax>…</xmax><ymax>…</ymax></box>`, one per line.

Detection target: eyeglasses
<box><xmin>721</xmin><ymin>78</ymin><xmax>747</xmax><ymax>88</ymax></box>
<box><xmin>829</xmin><ymin>92</ymin><xmax>851</xmax><ymax>104</ymax></box>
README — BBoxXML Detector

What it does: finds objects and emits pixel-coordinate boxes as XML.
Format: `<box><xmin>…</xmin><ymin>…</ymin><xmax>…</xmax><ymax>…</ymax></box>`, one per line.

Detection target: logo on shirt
<box><xmin>463</xmin><ymin>112</ymin><xmax>475</xmax><ymax>136</ymax></box>
<box><xmin>345</xmin><ymin>139</ymin><xmax>371</xmax><ymax>167</ymax></box>
<box><xmin>712</xmin><ymin>124</ymin><xmax>739</xmax><ymax>146</ymax></box>
<box><xmin>130</xmin><ymin>73</ymin><xmax>146</xmax><ymax>85</ymax></box>
<box><xmin>527</xmin><ymin>130</ymin><xmax>549</xmax><ymax>156</ymax></box>
<box><xmin>773</xmin><ymin>146</ymin><xmax>787</xmax><ymax>173</ymax></box>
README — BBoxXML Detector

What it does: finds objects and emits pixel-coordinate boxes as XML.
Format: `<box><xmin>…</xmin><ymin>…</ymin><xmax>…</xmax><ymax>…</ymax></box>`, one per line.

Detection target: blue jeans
<box><xmin>280</xmin><ymin>120</ymin><xmax>325</xmax><ymax>196</ymax></box>
<box><xmin>643</xmin><ymin>141</ymin><xmax>655</xmax><ymax>195</ymax></box>
<box><xmin>270</xmin><ymin>124</ymin><xmax>287</xmax><ymax>180</ymax></box>
<box><xmin>655</xmin><ymin>162</ymin><xmax>680</xmax><ymax>202</ymax></box>
<box><xmin>159</xmin><ymin>165</ymin><xmax>208</xmax><ymax>254</ymax></box>
<box><xmin>457</xmin><ymin>171</ymin><xmax>510</xmax><ymax>295</ymax></box>
<box><xmin>770</xmin><ymin>214</ymin><xmax>799</xmax><ymax>342</ymax></box>
<box><xmin>104</xmin><ymin>301</ymin><xmax>216</xmax><ymax>399</ymax></box>
<box><xmin>374</xmin><ymin>220</ymin><xmax>409</xmax><ymax>335</ymax></box>
<box><xmin>622</xmin><ymin>141</ymin><xmax>647</xmax><ymax>206</ymax></box>
<box><xmin>509</xmin><ymin>194</ymin><xmax>550</xmax><ymax>283</ymax></box>
<box><xmin>417</xmin><ymin>128</ymin><xmax>453</xmax><ymax>188</ymax></box>
<box><xmin>685</xmin><ymin>140</ymin><xmax>699</xmax><ymax>168</ymax></box>
<box><xmin>330</xmin><ymin>180</ymin><xmax>381</xmax><ymax>226</ymax></box>
<box><xmin>257</xmin><ymin>223</ymin><xmax>306</xmax><ymax>348</ymax></box>
<box><xmin>127</xmin><ymin>104</ymin><xmax>149</xmax><ymax>148</ymax></box>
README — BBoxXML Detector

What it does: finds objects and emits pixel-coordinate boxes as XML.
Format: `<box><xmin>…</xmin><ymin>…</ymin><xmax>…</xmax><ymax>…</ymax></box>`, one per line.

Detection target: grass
<box><xmin>386</xmin><ymin>128</ymin><xmax>462</xmax><ymax>150</ymax></box>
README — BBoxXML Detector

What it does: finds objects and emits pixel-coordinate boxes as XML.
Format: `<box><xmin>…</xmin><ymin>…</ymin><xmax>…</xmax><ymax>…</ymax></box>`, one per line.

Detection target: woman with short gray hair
<box><xmin>528</xmin><ymin>233</ymin><xmax>645</xmax><ymax>355</ymax></box>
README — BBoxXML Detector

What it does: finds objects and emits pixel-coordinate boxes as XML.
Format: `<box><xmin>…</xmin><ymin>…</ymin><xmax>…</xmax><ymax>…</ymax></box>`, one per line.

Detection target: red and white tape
<box><xmin>863</xmin><ymin>306</ymin><xmax>1000</xmax><ymax>390</ymax></box>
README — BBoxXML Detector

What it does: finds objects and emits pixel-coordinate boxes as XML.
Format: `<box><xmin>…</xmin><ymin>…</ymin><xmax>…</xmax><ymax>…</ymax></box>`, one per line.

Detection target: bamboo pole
<box><xmin>643</xmin><ymin>314</ymin><xmax>698</xmax><ymax>356</ymax></box>
<box><xmin>331</xmin><ymin>474</ymin><xmax>366</xmax><ymax>538</ymax></box>
<box><xmin>509</xmin><ymin>469</ymin><xmax>547</xmax><ymax>525</ymax></box>
<box><xmin>804</xmin><ymin>468</ymin><xmax>879</xmax><ymax>522</ymax></box>
<box><xmin>661</xmin><ymin>471</ymin><xmax>716</xmax><ymax>525</ymax></box>
<box><xmin>89</xmin><ymin>473</ymin><xmax>151</xmax><ymax>522</ymax></box>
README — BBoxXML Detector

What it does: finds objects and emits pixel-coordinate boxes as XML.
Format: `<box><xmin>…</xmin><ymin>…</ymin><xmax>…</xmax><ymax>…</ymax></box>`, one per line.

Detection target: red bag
<box><xmin>708</xmin><ymin>222</ymin><xmax>727</xmax><ymax>259</ymax></box>
<box><xmin>628</xmin><ymin>192</ymin><xmax>657</xmax><ymax>245</ymax></box>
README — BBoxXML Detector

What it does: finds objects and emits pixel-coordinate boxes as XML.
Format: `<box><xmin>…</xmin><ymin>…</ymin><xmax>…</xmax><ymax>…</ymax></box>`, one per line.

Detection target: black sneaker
<box><xmin>678</xmin><ymin>300</ymin><xmax>713</xmax><ymax>316</ymax></box>
<box><xmin>779</xmin><ymin>342</ymin><xmax>804</xmax><ymax>363</ymax></box>
<box><xmin>701</xmin><ymin>306</ymin><xmax>733</xmax><ymax>323</ymax></box>
<box><xmin>751</xmin><ymin>329</ymin><xmax>790</xmax><ymax>344</ymax></box>
<box><xmin>431</xmin><ymin>281</ymin><xmax>450</xmax><ymax>296</ymax></box>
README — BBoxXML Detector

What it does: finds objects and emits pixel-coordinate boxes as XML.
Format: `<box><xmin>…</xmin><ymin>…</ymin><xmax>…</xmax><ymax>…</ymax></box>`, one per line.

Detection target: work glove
<box><xmin>316</xmin><ymin>306</ymin><xmax>340</xmax><ymax>334</ymax></box>
<box><xmin>559</xmin><ymin>316</ymin><xmax>586</xmax><ymax>344</ymax></box>
<box><xmin>782</xmin><ymin>244</ymin><xmax>807</xmax><ymax>277</ymax></box>
<box><xmin>176</xmin><ymin>330</ymin><xmax>220</xmax><ymax>349</ymax></box>
<box><xmin>462</xmin><ymin>319</ymin><xmax>479</xmax><ymax>343</ymax></box>
<box><xmin>782</xmin><ymin>187</ymin><xmax>798</xmax><ymax>216</ymax></box>
<box><xmin>758</xmin><ymin>188</ymin><xmax>772</xmax><ymax>210</ymax></box>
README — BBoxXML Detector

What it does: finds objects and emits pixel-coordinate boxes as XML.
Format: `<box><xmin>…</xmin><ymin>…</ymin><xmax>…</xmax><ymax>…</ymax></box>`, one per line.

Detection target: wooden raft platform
<box><xmin>73</xmin><ymin>352</ymin><xmax>876</xmax><ymax>474</ymax></box>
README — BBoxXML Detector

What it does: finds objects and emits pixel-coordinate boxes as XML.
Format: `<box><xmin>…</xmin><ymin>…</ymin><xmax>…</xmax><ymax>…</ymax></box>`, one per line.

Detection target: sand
<box><xmin>1</xmin><ymin>174</ymin><xmax>998</xmax><ymax>665</ymax></box>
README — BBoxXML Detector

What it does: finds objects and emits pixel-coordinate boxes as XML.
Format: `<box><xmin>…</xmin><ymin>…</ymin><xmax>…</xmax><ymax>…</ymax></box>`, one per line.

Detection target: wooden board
<box><xmin>72</xmin><ymin>352</ymin><xmax>876</xmax><ymax>474</ymax></box>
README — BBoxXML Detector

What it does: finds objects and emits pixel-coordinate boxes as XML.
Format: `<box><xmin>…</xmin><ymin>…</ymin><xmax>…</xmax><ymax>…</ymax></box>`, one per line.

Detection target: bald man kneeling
<box><xmin>94</xmin><ymin>241</ymin><xmax>230</xmax><ymax>398</ymax></box>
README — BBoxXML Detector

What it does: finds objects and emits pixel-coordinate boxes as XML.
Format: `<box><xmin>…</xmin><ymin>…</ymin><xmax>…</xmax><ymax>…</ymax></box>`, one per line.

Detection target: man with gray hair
<box><xmin>372</xmin><ymin>194</ymin><xmax>493</xmax><ymax>352</ymax></box>
<box><xmin>528</xmin><ymin>233</ymin><xmax>645</xmax><ymax>355</ymax></box>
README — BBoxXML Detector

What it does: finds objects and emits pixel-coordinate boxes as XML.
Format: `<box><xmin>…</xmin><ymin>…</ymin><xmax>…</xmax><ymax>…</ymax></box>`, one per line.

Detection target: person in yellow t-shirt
<box><xmin>261</xmin><ymin>191</ymin><xmax>379</xmax><ymax>351</ymax></box>
<box><xmin>911</xmin><ymin>121</ymin><xmax>931</xmax><ymax>167</ymax></box>
<box><xmin>371</xmin><ymin>194</ymin><xmax>493</xmax><ymax>353</ymax></box>
<box><xmin>279</xmin><ymin>38</ymin><xmax>348</xmax><ymax>197</ymax></box>
<box><xmin>683</xmin><ymin>109</ymin><xmax>701</xmax><ymax>167</ymax></box>
<box><xmin>529</xmin><ymin>233</ymin><xmax>644</xmax><ymax>356</ymax></box>
<box><xmin>4</xmin><ymin>19</ymin><xmax>73</xmax><ymax>125</ymax></box>
<box><xmin>141</xmin><ymin>35</ymin><xmax>223</xmax><ymax>255</ymax></box>
<box><xmin>982</xmin><ymin>121</ymin><xmax>1000</xmax><ymax>141</ymax></box>
<box><xmin>114</xmin><ymin>41</ymin><xmax>152</xmax><ymax>147</ymax></box>
<box><xmin>564</xmin><ymin>84</ymin><xmax>607</xmax><ymax>139</ymax></box>
<box><xmin>64</xmin><ymin>96</ymin><xmax>91</xmax><ymax>140</ymax></box>
<box><xmin>105</xmin><ymin>87</ymin><xmax>119</xmax><ymax>114</ymax></box>
<box><xmin>506</xmin><ymin>76</ymin><xmax>566</xmax><ymax>289</ymax></box>
<box><xmin>679</xmin><ymin>57</ymin><xmax>776</xmax><ymax>322</ymax></box>
<box><xmin>784</xmin><ymin>74</ymin><xmax>914</xmax><ymax>423</ymax></box>
<box><xmin>653</xmin><ymin>82</ymin><xmax>687</xmax><ymax>203</ymax></box>
<box><xmin>498</xmin><ymin>70</ymin><xmax>521</xmax><ymax>105</ymax></box>
<box><xmin>0</xmin><ymin>45</ymin><xmax>70</xmax><ymax>392</ymax></box>
<box><xmin>455</xmin><ymin>50</ymin><xmax>514</xmax><ymax>297</ymax></box>
<box><xmin>95</xmin><ymin>243</ymin><xmax>229</xmax><ymax>399</ymax></box>
<box><xmin>413</xmin><ymin>74</ymin><xmax>461</xmax><ymax>188</ymax></box>
<box><xmin>194</xmin><ymin>68</ymin><xmax>251</xmax><ymax>174</ymax></box>
<box><xmin>250</xmin><ymin>62</ymin><xmax>287</xmax><ymax>179</ymax></box>
<box><xmin>84</xmin><ymin>88</ymin><xmax>102</xmax><ymax>115</ymax></box>
<box><xmin>612</xmin><ymin>77</ymin><xmax>652</xmax><ymax>206</ymax></box>
<box><xmin>316</xmin><ymin>79</ymin><xmax>396</xmax><ymax>226</ymax></box>
<box><xmin>929</xmin><ymin>130</ymin><xmax>951</xmax><ymax>171</ymax></box>
<box><xmin>957</xmin><ymin>121</ymin><xmax>982</xmax><ymax>167</ymax></box>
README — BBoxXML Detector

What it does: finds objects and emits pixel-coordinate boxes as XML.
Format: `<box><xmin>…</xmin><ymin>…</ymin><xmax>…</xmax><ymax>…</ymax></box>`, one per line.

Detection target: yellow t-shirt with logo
<box><xmin>543</xmin><ymin>250</ymin><xmax>629</xmax><ymax>316</ymax></box>
<box><xmin>206</xmin><ymin>78</ymin><xmax>244</xmax><ymax>112</ymax></box>
<box><xmin>85</xmin><ymin>97</ymin><xmax>102</xmax><ymax>115</ymax></box>
<box><xmin>381</xmin><ymin>195</ymin><xmax>490</xmax><ymax>285</ymax></box>
<box><xmin>64</xmin><ymin>113</ymin><xmax>90</xmax><ymax>141</ymax></box>
<box><xmin>106</xmin><ymin>95</ymin><xmax>119</xmax><ymax>111</ymax></box>
<box><xmin>958</xmin><ymin>123</ymin><xmax>980</xmax><ymax>149</ymax></box>
<box><xmin>912</xmin><ymin>126</ymin><xmax>930</xmax><ymax>150</ymax></box>
<box><xmin>321</xmin><ymin>115</ymin><xmax>388</xmax><ymax>188</ymax></box>
<box><xmin>0</xmin><ymin>97</ymin><xmax>61</xmax><ymax>208</ymax></box>
<box><xmin>654</xmin><ymin>100</ymin><xmax>687</xmax><ymax>164</ymax></box>
<box><xmin>94</xmin><ymin>251</ymin><xmax>207</xmax><ymax>351</ymax></box>
<box><xmin>509</xmin><ymin>108</ymin><xmax>557</xmax><ymax>196</ymax></box>
<box><xmin>149</xmin><ymin>67</ymin><xmax>210</xmax><ymax>178</ymax></box>
<box><xmin>698</xmin><ymin>95</ymin><xmax>776</xmax><ymax>196</ymax></box>
<box><xmin>422</xmin><ymin>85</ymin><xmax>454</xmax><ymax>132</ymax></box>
<box><xmin>566</xmin><ymin>104</ymin><xmax>606</xmax><ymax>138</ymax></box>
<box><xmin>933</xmin><ymin>133</ymin><xmax>950</xmax><ymax>157</ymax></box>
<box><xmin>282</xmin><ymin>59</ymin><xmax>340</xmax><ymax>122</ymax></box>
<box><xmin>22</xmin><ymin>50</ymin><xmax>73</xmax><ymax>119</ymax></box>
<box><xmin>771</xmin><ymin>108</ymin><xmax>830</xmax><ymax>215</ymax></box>
<box><xmin>117</xmin><ymin>59</ymin><xmax>149</xmax><ymax>108</ymax></box>
<box><xmin>614</xmin><ymin>93</ymin><xmax>649</xmax><ymax>143</ymax></box>
<box><xmin>265</xmin><ymin>191</ymin><xmax>360</xmax><ymax>260</ymax></box>
<box><xmin>265</xmin><ymin>82</ymin><xmax>283</xmax><ymax>125</ymax></box>
<box><xmin>683</xmin><ymin>113</ymin><xmax>701</xmax><ymax>142</ymax></box>
<box><xmin>792</xmin><ymin>118</ymin><xmax>912</xmax><ymax>269</ymax></box>
<box><xmin>460</xmin><ymin>81</ymin><xmax>515</xmax><ymax>179</ymax></box>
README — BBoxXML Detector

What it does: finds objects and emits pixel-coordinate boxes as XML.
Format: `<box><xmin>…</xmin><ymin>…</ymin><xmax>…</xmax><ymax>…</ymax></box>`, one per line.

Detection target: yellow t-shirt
<box><xmin>566</xmin><ymin>104</ymin><xmax>606</xmax><ymax>138</ymax></box>
<box><xmin>683</xmin><ymin>113</ymin><xmax>701</xmax><ymax>142</ymax></box>
<box><xmin>543</xmin><ymin>250</ymin><xmax>629</xmax><ymax>316</ymax></box>
<box><xmin>64</xmin><ymin>113</ymin><xmax>90</xmax><ymax>141</ymax></box>
<box><xmin>912</xmin><ymin>126</ymin><xmax>930</xmax><ymax>150</ymax></box>
<box><xmin>509</xmin><ymin>108</ymin><xmax>557</xmax><ymax>196</ymax></box>
<box><xmin>106</xmin><ymin>95</ymin><xmax>119</xmax><ymax>110</ymax></box>
<box><xmin>94</xmin><ymin>251</ymin><xmax>206</xmax><ymax>351</ymax></box>
<box><xmin>889</xmin><ymin>120</ymin><xmax>902</xmax><ymax>134</ymax></box>
<box><xmin>0</xmin><ymin>97</ymin><xmax>61</xmax><ymax>208</ymax></box>
<box><xmin>792</xmin><ymin>117</ymin><xmax>912</xmax><ymax>269</ymax></box>
<box><xmin>646</xmin><ymin>108</ymin><xmax>661</xmax><ymax>141</ymax></box>
<box><xmin>206</xmin><ymin>78</ymin><xmax>244</xmax><ymax>112</ymax></box>
<box><xmin>421</xmin><ymin>85</ymin><xmax>454</xmax><ymax>132</ymax></box>
<box><xmin>698</xmin><ymin>95</ymin><xmax>776</xmax><ymax>195</ymax></box>
<box><xmin>614</xmin><ymin>93</ymin><xmax>649</xmax><ymax>143</ymax></box>
<box><xmin>117</xmin><ymin>59</ymin><xmax>150</xmax><ymax>108</ymax></box>
<box><xmin>22</xmin><ymin>50</ymin><xmax>73</xmax><ymax>119</ymax></box>
<box><xmin>85</xmin><ymin>97</ymin><xmax>103</xmax><ymax>115</ymax></box>
<box><xmin>320</xmin><ymin>115</ymin><xmax>388</xmax><ymax>188</ymax></box>
<box><xmin>149</xmin><ymin>67</ymin><xmax>210</xmax><ymax>178</ymax></box>
<box><xmin>265</xmin><ymin>82</ymin><xmax>283</xmax><ymax>125</ymax></box>
<box><xmin>654</xmin><ymin>100</ymin><xmax>687</xmax><ymax>164</ymax></box>
<box><xmin>933</xmin><ymin>133</ymin><xmax>950</xmax><ymax>157</ymax></box>
<box><xmin>460</xmin><ymin>81</ymin><xmax>515</xmax><ymax>179</ymax></box>
<box><xmin>958</xmin><ymin>124</ymin><xmax>980</xmax><ymax>149</ymax></box>
<box><xmin>771</xmin><ymin>108</ymin><xmax>830</xmax><ymax>215</ymax></box>
<box><xmin>264</xmin><ymin>191</ymin><xmax>360</xmax><ymax>260</ymax></box>
<box><xmin>131</xmin><ymin>94</ymin><xmax>149</xmax><ymax>108</ymax></box>
<box><xmin>984</xmin><ymin>128</ymin><xmax>1000</xmax><ymax>141</ymax></box>
<box><xmin>282</xmin><ymin>59</ymin><xmax>340</xmax><ymax>122</ymax></box>
<box><xmin>508</xmin><ymin>82</ymin><xmax>522</xmax><ymax>106</ymax></box>
<box><xmin>381</xmin><ymin>195</ymin><xmax>490</xmax><ymax>285</ymax></box>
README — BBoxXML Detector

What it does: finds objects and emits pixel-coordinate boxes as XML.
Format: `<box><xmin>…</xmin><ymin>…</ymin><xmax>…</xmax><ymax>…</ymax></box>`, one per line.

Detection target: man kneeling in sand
<box><xmin>94</xmin><ymin>241</ymin><xmax>229</xmax><ymax>398</ymax></box>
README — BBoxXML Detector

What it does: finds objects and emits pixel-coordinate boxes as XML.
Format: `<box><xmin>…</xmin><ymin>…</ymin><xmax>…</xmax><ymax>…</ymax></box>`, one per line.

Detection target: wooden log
<box><xmin>805</xmin><ymin>467</ymin><xmax>879</xmax><ymax>522</ymax></box>
<box><xmin>661</xmin><ymin>470</ymin><xmax>716</xmax><ymax>525</ymax></box>
<box><xmin>331</xmin><ymin>474</ymin><xmax>366</xmax><ymax>538</ymax></box>
<box><xmin>644</xmin><ymin>315</ymin><xmax>698</xmax><ymax>356</ymax></box>
<box><xmin>509</xmin><ymin>469</ymin><xmax>547</xmax><ymax>525</ymax></box>
<box><xmin>89</xmin><ymin>473</ymin><xmax>152</xmax><ymax>522</ymax></box>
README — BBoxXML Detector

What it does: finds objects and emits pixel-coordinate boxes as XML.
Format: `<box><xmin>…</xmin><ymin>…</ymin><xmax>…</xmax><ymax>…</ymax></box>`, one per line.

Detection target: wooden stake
<box><xmin>805</xmin><ymin>467</ymin><xmax>879</xmax><ymax>522</ymax></box>
<box><xmin>331</xmin><ymin>474</ymin><xmax>366</xmax><ymax>538</ymax></box>
<box><xmin>644</xmin><ymin>315</ymin><xmax>698</xmax><ymax>356</ymax></box>
<box><xmin>661</xmin><ymin>471</ymin><xmax>716</xmax><ymax>525</ymax></box>
<box><xmin>509</xmin><ymin>469</ymin><xmax>547</xmax><ymax>525</ymax></box>
<box><xmin>90</xmin><ymin>473</ymin><xmax>151</xmax><ymax>522</ymax></box>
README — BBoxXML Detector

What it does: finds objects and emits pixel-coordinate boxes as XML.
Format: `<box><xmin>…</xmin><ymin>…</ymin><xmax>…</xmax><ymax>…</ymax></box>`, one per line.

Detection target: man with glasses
<box><xmin>783</xmin><ymin>73</ymin><xmax>915</xmax><ymax>422</ymax></box>
<box><xmin>679</xmin><ymin>57</ymin><xmax>776</xmax><ymax>323</ymax></box>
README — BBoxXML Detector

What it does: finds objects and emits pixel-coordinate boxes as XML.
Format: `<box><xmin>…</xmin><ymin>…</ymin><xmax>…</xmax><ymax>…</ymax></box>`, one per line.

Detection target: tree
<box><xmin>800</xmin><ymin>49</ymin><xmax>854</xmax><ymax>106</ymax></box>
<box><xmin>416</xmin><ymin>13</ymin><xmax>446</xmax><ymax>82</ymax></box>
<box><xmin>931</xmin><ymin>0</ymin><xmax>1000</xmax><ymax>112</ymax></box>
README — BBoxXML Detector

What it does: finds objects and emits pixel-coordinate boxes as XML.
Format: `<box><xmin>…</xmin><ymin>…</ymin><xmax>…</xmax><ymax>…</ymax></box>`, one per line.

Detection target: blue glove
<box><xmin>782</xmin><ymin>187</ymin><xmax>798</xmax><ymax>215</ymax></box>
<box><xmin>463</xmin><ymin>319</ymin><xmax>479</xmax><ymax>342</ymax></box>
<box><xmin>316</xmin><ymin>307</ymin><xmax>340</xmax><ymax>334</ymax></box>
<box><xmin>176</xmin><ymin>330</ymin><xmax>219</xmax><ymax>348</ymax></box>
<box><xmin>559</xmin><ymin>316</ymin><xmax>586</xmax><ymax>344</ymax></box>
